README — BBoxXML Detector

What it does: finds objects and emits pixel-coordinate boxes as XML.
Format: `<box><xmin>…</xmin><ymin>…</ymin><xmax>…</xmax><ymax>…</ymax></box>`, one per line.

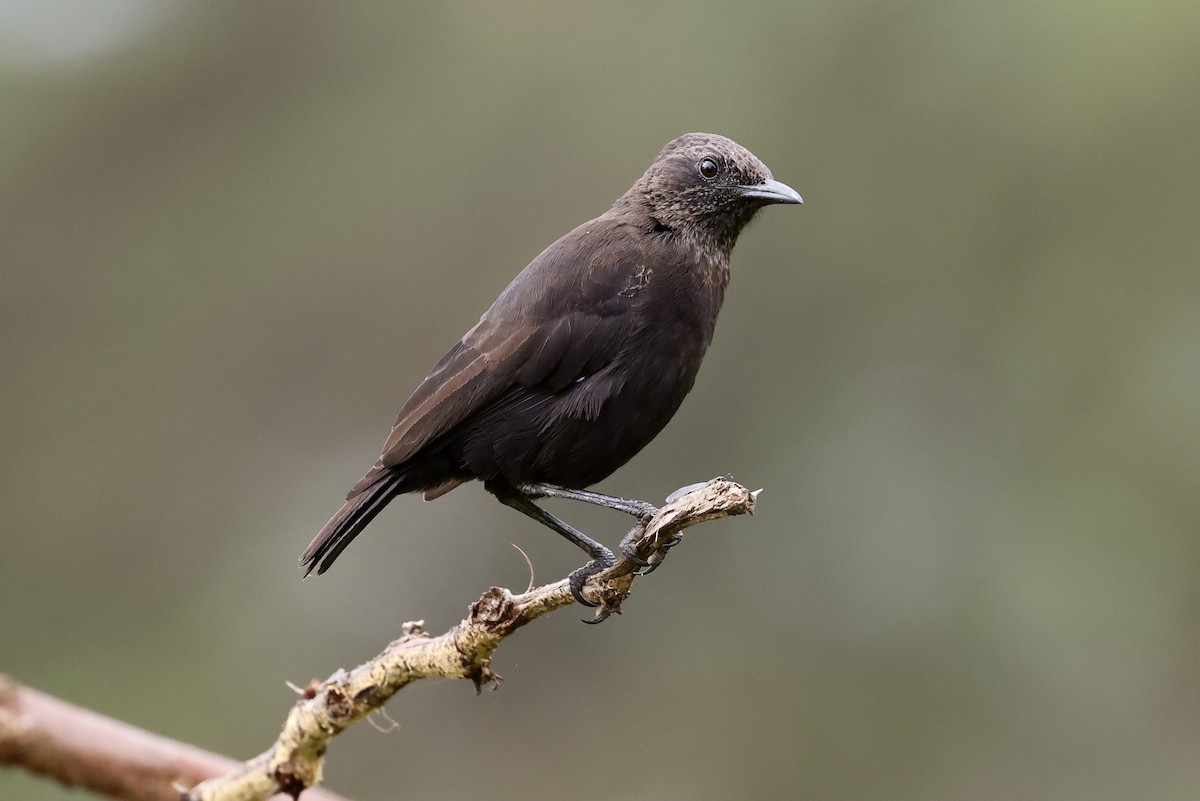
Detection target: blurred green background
<box><xmin>3</xmin><ymin>2</ymin><xmax>1198</xmax><ymax>800</ymax></box>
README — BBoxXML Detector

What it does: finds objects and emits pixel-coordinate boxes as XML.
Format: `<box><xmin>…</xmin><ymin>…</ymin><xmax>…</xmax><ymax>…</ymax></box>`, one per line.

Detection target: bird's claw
<box><xmin>568</xmin><ymin>530</ymin><xmax>684</xmax><ymax>619</ymax></box>
<box><xmin>659</xmin><ymin>532</ymin><xmax>685</xmax><ymax>551</ymax></box>
<box><xmin>618</xmin><ymin>542</ymin><xmax>651</xmax><ymax>568</ymax></box>
<box><xmin>567</xmin><ymin>552</ymin><xmax>618</xmax><ymax>608</ymax></box>
<box><xmin>635</xmin><ymin>533</ymin><xmax>685</xmax><ymax>576</ymax></box>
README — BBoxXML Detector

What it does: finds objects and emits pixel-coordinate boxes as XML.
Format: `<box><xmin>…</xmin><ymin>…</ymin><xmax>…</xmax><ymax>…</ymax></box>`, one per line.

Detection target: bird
<box><xmin>300</xmin><ymin>132</ymin><xmax>802</xmax><ymax>605</ymax></box>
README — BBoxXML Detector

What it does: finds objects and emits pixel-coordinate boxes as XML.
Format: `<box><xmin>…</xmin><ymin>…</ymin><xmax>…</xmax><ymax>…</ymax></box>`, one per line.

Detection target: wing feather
<box><xmin>370</xmin><ymin>219</ymin><xmax>649</xmax><ymax>474</ymax></box>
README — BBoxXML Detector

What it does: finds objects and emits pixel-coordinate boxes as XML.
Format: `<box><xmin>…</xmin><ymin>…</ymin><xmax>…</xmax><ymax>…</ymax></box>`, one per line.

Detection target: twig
<box><xmin>185</xmin><ymin>477</ymin><xmax>757</xmax><ymax>801</ymax></box>
<box><xmin>0</xmin><ymin>675</ymin><xmax>350</xmax><ymax>801</ymax></box>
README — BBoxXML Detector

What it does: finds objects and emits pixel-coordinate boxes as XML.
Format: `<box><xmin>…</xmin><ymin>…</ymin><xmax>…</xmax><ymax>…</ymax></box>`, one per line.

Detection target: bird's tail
<box><xmin>300</xmin><ymin>468</ymin><xmax>406</xmax><ymax>577</ymax></box>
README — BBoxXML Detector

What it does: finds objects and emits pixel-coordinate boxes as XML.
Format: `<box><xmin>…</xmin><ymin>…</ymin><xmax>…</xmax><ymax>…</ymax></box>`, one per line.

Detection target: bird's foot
<box><xmin>567</xmin><ymin>550</ymin><xmax>618</xmax><ymax>610</ymax></box>
<box><xmin>625</xmin><ymin>498</ymin><xmax>659</xmax><ymax>524</ymax></box>
<box><xmin>636</xmin><ymin>532</ymin><xmax>685</xmax><ymax>575</ymax></box>
<box><xmin>618</xmin><ymin>541</ymin><xmax>651</xmax><ymax>568</ymax></box>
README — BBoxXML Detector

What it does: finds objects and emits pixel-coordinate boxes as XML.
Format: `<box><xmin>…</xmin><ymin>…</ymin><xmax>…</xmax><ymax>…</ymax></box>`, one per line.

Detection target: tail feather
<box><xmin>300</xmin><ymin>470</ymin><xmax>405</xmax><ymax>577</ymax></box>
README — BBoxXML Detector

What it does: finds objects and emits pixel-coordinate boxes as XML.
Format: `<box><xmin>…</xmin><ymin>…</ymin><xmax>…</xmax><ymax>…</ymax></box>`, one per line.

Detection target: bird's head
<box><xmin>630</xmin><ymin>132</ymin><xmax>802</xmax><ymax>249</ymax></box>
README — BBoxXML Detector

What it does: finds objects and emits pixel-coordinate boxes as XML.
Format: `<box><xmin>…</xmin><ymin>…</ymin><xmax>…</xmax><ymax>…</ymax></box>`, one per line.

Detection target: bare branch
<box><xmin>0</xmin><ymin>675</ymin><xmax>350</xmax><ymax>801</ymax></box>
<box><xmin>186</xmin><ymin>477</ymin><xmax>756</xmax><ymax>801</ymax></box>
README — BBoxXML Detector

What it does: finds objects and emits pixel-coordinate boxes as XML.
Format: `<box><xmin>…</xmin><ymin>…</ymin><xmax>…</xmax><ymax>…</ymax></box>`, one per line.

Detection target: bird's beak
<box><xmin>739</xmin><ymin>179</ymin><xmax>803</xmax><ymax>205</ymax></box>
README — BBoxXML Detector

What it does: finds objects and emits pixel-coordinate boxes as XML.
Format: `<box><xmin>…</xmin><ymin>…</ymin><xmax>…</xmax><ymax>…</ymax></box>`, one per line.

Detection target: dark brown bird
<box><xmin>300</xmin><ymin>133</ymin><xmax>802</xmax><ymax>604</ymax></box>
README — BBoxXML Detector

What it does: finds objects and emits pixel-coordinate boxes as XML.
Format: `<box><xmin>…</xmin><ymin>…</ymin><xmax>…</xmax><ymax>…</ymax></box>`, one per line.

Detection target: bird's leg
<box><xmin>517</xmin><ymin>483</ymin><xmax>656</xmax><ymax>568</ymax></box>
<box><xmin>516</xmin><ymin>482</ymin><xmax>658</xmax><ymax>522</ymax></box>
<box><xmin>489</xmin><ymin>485</ymin><xmax>616</xmax><ymax>608</ymax></box>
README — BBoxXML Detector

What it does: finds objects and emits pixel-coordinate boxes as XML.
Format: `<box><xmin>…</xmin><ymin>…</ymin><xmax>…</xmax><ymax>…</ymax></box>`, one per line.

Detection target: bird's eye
<box><xmin>698</xmin><ymin>158</ymin><xmax>719</xmax><ymax>179</ymax></box>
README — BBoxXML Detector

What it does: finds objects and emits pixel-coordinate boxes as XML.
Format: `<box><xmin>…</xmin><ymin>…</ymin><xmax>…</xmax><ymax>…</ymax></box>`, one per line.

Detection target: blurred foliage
<box><xmin>2</xmin><ymin>2</ymin><xmax>1198</xmax><ymax>800</ymax></box>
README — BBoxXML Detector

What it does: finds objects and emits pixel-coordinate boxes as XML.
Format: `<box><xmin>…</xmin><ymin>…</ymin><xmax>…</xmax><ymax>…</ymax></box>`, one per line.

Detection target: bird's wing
<box><xmin>364</xmin><ymin>220</ymin><xmax>648</xmax><ymax>480</ymax></box>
